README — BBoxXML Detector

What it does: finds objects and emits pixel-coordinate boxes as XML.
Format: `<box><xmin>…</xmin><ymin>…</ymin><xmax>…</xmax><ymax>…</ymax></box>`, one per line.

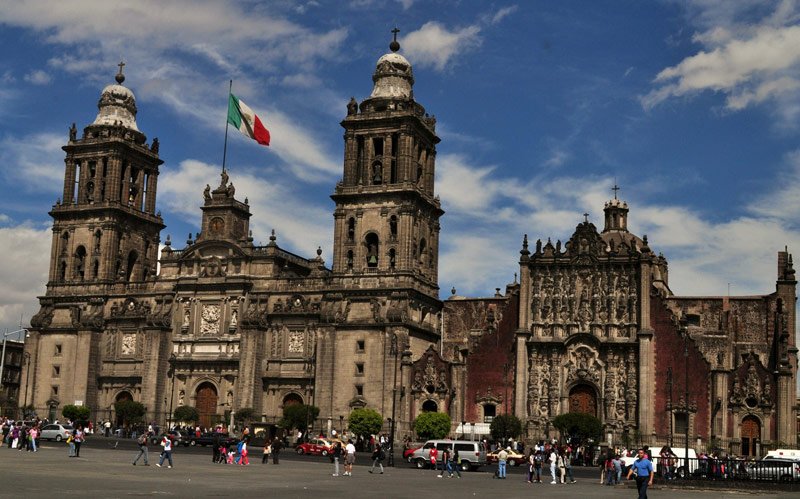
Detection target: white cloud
<box><xmin>490</xmin><ymin>5</ymin><xmax>518</xmax><ymax>25</ymax></box>
<box><xmin>0</xmin><ymin>223</ymin><xmax>51</xmax><ymax>331</ymax></box>
<box><xmin>23</xmin><ymin>69</ymin><xmax>51</xmax><ymax>85</ymax></box>
<box><xmin>402</xmin><ymin>22</ymin><xmax>482</xmax><ymax>71</ymax></box>
<box><xmin>643</xmin><ymin>2</ymin><xmax>800</xmax><ymax>127</ymax></box>
<box><xmin>0</xmin><ymin>132</ymin><xmax>66</xmax><ymax>193</ymax></box>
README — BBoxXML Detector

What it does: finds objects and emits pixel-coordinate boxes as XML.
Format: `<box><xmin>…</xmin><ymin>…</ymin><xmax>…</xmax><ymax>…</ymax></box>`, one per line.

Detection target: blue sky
<box><xmin>1</xmin><ymin>0</ymin><xmax>799</xmax><ymax>343</ymax></box>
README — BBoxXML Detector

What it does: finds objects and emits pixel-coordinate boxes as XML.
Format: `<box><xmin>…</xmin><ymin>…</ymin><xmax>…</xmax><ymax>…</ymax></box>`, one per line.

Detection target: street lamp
<box><xmin>0</xmin><ymin>328</ymin><xmax>29</xmax><ymax>392</ymax></box>
<box><xmin>22</xmin><ymin>352</ymin><xmax>31</xmax><ymax>415</ymax></box>
<box><xmin>679</xmin><ymin>311</ymin><xmax>690</xmax><ymax>477</ymax></box>
<box><xmin>388</xmin><ymin>332</ymin><xmax>400</xmax><ymax>467</ymax></box>
<box><xmin>167</xmin><ymin>353</ymin><xmax>176</xmax><ymax>430</ymax></box>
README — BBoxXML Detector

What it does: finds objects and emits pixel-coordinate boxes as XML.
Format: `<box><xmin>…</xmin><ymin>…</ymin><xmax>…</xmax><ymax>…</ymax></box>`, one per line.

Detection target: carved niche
<box><xmin>564</xmin><ymin>343</ymin><xmax>602</xmax><ymax>385</ymax></box>
<box><xmin>200</xmin><ymin>304</ymin><xmax>221</xmax><ymax>335</ymax></box>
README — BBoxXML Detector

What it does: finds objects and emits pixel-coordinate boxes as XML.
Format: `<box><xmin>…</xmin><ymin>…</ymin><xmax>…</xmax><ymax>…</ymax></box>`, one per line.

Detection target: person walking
<box><xmin>133</xmin><ymin>431</ymin><xmax>150</xmax><ymax>465</ymax></box>
<box><xmin>67</xmin><ymin>430</ymin><xmax>76</xmax><ymax>457</ymax></box>
<box><xmin>498</xmin><ymin>447</ymin><xmax>509</xmax><ymax>479</ymax></box>
<box><xmin>626</xmin><ymin>448</ymin><xmax>654</xmax><ymax>499</ymax></box>
<box><xmin>450</xmin><ymin>447</ymin><xmax>462</xmax><ymax>478</ymax></box>
<box><xmin>239</xmin><ymin>438</ymin><xmax>249</xmax><ymax>465</ymax></box>
<box><xmin>28</xmin><ymin>426</ymin><xmax>39</xmax><ymax>452</ymax></box>
<box><xmin>533</xmin><ymin>450</ymin><xmax>543</xmax><ymax>482</ymax></box>
<box><xmin>156</xmin><ymin>434</ymin><xmax>173</xmax><ymax>468</ymax></box>
<box><xmin>212</xmin><ymin>432</ymin><xmax>221</xmax><ymax>464</ymax></box>
<box><xmin>563</xmin><ymin>449</ymin><xmax>576</xmax><ymax>483</ymax></box>
<box><xmin>344</xmin><ymin>439</ymin><xmax>356</xmax><ymax>476</ymax></box>
<box><xmin>73</xmin><ymin>426</ymin><xmax>84</xmax><ymax>458</ymax></box>
<box><xmin>271</xmin><ymin>436</ymin><xmax>282</xmax><ymax>464</ymax></box>
<box><xmin>368</xmin><ymin>442</ymin><xmax>385</xmax><ymax>474</ymax></box>
<box><xmin>331</xmin><ymin>440</ymin><xmax>343</xmax><ymax>476</ymax></box>
<box><xmin>430</xmin><ymin>446</ymin><xmax>440</xmax><ymax>476</ymax></box>
<box><xmin>549</xmin><ymin>447</ymin><xmax>558</xmax><ymax>484</ymax></box>
<box><xmin>262</xmin><ymin>440</ymin><xmax>271</xmax><ymax>464</ymax></box>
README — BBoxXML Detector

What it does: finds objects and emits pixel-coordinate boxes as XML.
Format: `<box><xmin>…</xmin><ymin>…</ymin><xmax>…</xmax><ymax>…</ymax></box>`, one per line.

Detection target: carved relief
<box><xmin>121</xmin><ymin>333</ymin><xmax>137</xmax><ymax>355</ymax></box>
<box><xmin>200</xmin><ymin>304</ymin><xmax>221</xmax><ymax>335</ymax></box>
<box><xmin>288</xmin><ymin>330</ymin><xmax>305</xmax><ymax>354</ymax></box>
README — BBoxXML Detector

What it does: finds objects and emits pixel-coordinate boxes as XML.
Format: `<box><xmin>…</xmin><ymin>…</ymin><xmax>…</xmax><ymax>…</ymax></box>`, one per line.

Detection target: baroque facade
<box><xmin>21</xmin><ymin>37</ymin><xmax>797</xmax><ymax>453</ymax></box>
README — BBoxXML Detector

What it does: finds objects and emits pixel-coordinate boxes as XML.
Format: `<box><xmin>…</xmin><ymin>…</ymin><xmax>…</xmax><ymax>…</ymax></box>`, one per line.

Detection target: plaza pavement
<box><xmin>0</xmin><ymin>439</ymin><xmax>796</xmax><ymax>499</ymax></box>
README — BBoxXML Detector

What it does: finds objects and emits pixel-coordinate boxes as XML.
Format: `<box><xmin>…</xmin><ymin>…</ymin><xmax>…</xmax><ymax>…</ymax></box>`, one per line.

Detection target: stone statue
<box><xmin>151</xmin><ymin>137</ymin><xmax>159</xmax><ymax>153</ymax></box>
<box><xmin>203</xmin><ymin>184</ymin><xmax>211</xmax><ymax>201</ymax></box>
<box><xmin>69</xmin><ymin>122</ymin><xmax>77</xmax><ymax>141</ymax></box>
<box><xmin>220</xmin><ymin>169</ymin><xmax>229</xmax><ymax>188</ymax></box>
<box><xmin>347</xmin><ymin>97</ymin><xmax>358</xmax><ymax>115</ymax></box>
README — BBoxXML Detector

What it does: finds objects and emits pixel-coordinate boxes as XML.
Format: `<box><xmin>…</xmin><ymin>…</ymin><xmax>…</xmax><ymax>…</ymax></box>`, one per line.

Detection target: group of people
<box><xmin>428</xmin><ymin>445</ymin><xmax>463</xmax><ymax>478</ymax></box>
<box><xmin>523</xmin><ymin>446</ymin><xmax>576</xmax><ymax>484</ymax></box>
<box><xmin>1</xmin><ymin>419</ymin><xmax>41</xmax><ymax>452</ymax></box>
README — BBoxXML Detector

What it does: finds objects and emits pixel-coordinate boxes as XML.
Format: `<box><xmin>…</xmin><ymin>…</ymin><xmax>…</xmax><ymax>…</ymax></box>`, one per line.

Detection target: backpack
<box><xmin>378</xmin><ymin>447</ymin><xmax>385</xmax><ymax>461</ymax></box>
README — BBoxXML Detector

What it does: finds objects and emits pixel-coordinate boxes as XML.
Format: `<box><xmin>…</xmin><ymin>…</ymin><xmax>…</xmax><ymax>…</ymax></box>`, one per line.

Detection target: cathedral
<box><xmin>22</xmin><ymin>37</ymin><xmax>797</xmax><ymax>455</ymax></box>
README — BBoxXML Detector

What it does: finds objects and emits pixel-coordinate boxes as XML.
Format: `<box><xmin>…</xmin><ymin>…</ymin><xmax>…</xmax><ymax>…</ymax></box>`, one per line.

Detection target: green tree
<box><xmin>279</xmin><ymin>404</ymin><xmax>320</xmax><ymax>431</ymax></box>
<box><xmin>114</xmin><ymin>400</ymin><xmax>146</xmax><ymax>426</ymax></box>
<box><xmin>235</xmin><ymin>407</ymin><xmax>256</xmax><ymax>425</ymax></box>
<box><xmin>551</xmin><ymin>412</ymin><xmax>602</xmax><ymax>444</ymax></box>
<box><xmin>173</xmin><ymin>405</ymin><xmax>199</xmax><ymax>424</ymax></box>
<box><xmin>347</xmin><ymin>408</ymin><xmax>383</xmax><ymax>438</ymax></box>
<box><xmin>490</xmin><ymin>414</ymin><xmax>523</xmax><ymax>441</ymax></box>
<box><xmin>414</xmin><ymin>412</ymin><xmax>451</xmax><ymax>440</ymax></box>
<box><xmin>62</xmin><ymin>404</ymin><xmax>91</xmax><ymax>422</ymax></box>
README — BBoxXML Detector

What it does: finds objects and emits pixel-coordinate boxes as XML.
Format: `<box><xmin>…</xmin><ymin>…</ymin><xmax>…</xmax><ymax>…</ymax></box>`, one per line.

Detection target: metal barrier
<box><xmin>653</xmin><ymin>457</ymin><xmax>800</xmax><ymax>484</ymax></box>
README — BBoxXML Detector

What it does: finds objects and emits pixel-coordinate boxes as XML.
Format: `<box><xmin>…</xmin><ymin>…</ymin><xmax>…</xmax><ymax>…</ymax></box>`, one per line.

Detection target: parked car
<box><xmin>410</xmin><ymin>440</ymin><xmax>486</xmax><ymax>471</ymax></box>
<box><xmin>39</xmin><ymin>424</ymin><xmax>73</xmax><ymax>442</ymax></box>
<box><xmin>150</xmin><ymin>430</ymin><xmax>188</xmax><ymax>446</ymax></box>
<box><xmin>487</xmin><ymin>448</ymin><xmax>526</xmax><ymax>466</ymax></box>
<box><xmin>404</xmin><ymin>446</ymin><xmax>421</xmax><ymax>463</ymax></box>
<box><xmin>187</xmin><ymin>431</ymin><xmax>237</xmax><ymax>448</ymax></box>
<box><xmin>745</xmin><ymin>458</ymin><xmax>800</xmax><ymax>482</ymax></box>
<box><xmin>296</xmin><ymin>438</ymin><xmax>334</xmax><ymax>456</ymax></box>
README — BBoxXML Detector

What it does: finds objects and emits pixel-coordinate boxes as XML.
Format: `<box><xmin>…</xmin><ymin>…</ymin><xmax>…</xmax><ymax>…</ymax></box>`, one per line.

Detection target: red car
<box><xmin>404</xmin><ymin>446</ymin><xmax>421</xmax><ymax>463</ymax></box>
<box><xmin>295</xmin><ymin>438</ymin><xmax>334</xmax><ymax>456</ymax></box>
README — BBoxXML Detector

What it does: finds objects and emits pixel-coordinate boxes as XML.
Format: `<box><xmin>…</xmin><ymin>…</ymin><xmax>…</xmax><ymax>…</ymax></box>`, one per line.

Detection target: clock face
<box><xmin>209</xmin><ymin>217</ymin><xmax>224</xmax><ymax>235</ymax></box>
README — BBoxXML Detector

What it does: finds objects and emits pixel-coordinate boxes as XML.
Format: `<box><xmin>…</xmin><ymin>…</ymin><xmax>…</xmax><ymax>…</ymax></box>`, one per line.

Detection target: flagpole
<box><xmin>222</xmin><ymin>79</ymin><xmax>232</xmax><ymax>173</ymax></box>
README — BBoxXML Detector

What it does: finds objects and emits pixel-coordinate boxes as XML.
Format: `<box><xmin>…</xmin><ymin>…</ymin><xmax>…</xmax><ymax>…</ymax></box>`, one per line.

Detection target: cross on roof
<box><xmin>583</xmin><ymin>212</ymin><xmax>590</xmax><ymax>223</ymax></box>
<box><xmin>391</xmin><ymin>27</ymin><xmax>400</xmax><ymax>41</ymax></box>
<box><xmin>612</xmin><ymin>183</ymin><xmax>620</xmax><ymax>199</ymax></box>
<box><xmin>117</xmin><ymin>61</ymin><xmax>125</xmax><ymax>75</ymax></box>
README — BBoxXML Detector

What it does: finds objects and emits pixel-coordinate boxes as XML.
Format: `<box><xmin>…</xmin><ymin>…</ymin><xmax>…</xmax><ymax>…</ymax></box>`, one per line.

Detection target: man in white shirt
<box><xmin>344</xmin><ymin>439</ymin><xmax>356</xmax><ymax>476</ymax></box>
<box><xmin>549</xmin><ymin>448</ymin><xmax>558</xmax><ymax>484</ymax></box>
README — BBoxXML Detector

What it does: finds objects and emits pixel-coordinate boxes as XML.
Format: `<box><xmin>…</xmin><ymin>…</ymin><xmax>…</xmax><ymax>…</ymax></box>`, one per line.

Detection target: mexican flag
<box><xmin>227</xmin><ymin>93</ymin><xmax>270</xmax><ymax>146</ymax></box>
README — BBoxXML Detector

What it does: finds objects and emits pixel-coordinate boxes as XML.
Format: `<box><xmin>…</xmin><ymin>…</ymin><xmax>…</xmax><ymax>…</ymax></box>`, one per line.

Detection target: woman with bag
<box><xmin>157</xmin><ymin>434</ymin><xmax>173</xmax><ymax>468</ymax></box>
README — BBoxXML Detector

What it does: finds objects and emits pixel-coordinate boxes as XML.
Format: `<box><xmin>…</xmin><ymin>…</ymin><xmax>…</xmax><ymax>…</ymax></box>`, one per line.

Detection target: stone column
<box><xmin>637</xmin><ymin>329</ymin><xmax>655</xmax><ymax>438</ymax></box>
<box><xmin>514</xmin><ymin>331</ymin><xmax>530</xmax><ymax>418</ymax></box>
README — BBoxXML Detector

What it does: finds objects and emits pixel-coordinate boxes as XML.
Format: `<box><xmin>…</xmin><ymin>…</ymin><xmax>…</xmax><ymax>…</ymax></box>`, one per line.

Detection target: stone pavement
<box><xmin>0</xmin><ymin>441</ymin><xmax>796</xmax><ymax>499</ymax></box>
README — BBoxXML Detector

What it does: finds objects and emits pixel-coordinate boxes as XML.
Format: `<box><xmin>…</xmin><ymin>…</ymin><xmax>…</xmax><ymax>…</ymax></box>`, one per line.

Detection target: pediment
<box><xmin>179</xmin><ymin>240</ymin><xmax>247</xmax><ymax>261</ymax></box>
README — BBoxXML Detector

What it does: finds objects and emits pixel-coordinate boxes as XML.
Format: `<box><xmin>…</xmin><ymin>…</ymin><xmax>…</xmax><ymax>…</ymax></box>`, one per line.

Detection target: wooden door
<box><xmin>569</xmin><ymin>385</ymin><xmax>597</xmax><ymax>416</ymax></box>
<box><xmin>196</xmin><ymin>383</ymin><xmax>218</xmax><ymax>428</ymax></box>
<box><xmin>741</xmin><ymin>416</ymin><xmax>760</xmax><ymax>457</ymax></box>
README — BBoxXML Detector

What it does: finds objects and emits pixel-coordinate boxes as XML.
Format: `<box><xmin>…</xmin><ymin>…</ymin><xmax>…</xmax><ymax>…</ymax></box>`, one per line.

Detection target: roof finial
<box><xmin>116</xmin><ymin>60</ymin><xmax>126</xmax><ymax>84</ymax></box>
<box><xmin>583</xmin><ymin>212</ymin><xmax>590</xmax><ymax>223</ymax></box>
<box><xmin>612</xmin><ymin>182</ymin><xmax>620</xmax><ymax>199</ymax></box>
<box><xmin>390</xmin><ymin>27</ymin><xmax>400</xmax><ymax>52</ymax></box>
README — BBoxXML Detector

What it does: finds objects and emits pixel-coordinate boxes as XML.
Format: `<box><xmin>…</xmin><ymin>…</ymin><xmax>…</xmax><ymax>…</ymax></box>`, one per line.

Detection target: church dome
<box><xmin>92</xmin><ymin>65</ymin><xmax>139</xmax><ymax>131</ymax></box>
<box><xmin>370</xmin><ymin>43</ymin><xmax>414</xmax><ymax>99</ymax></box>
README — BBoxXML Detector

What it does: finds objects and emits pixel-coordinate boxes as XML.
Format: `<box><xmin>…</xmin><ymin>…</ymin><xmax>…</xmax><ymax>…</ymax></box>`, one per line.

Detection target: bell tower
<box><xmin>48</xmin><ymin>63</ymin><xmax>164</xmax><ymax>289</ymax></box>
<box><xmin>331</xmin><ymin>33</ymin><xmax>443</xmax><ymax>296</ymax></box>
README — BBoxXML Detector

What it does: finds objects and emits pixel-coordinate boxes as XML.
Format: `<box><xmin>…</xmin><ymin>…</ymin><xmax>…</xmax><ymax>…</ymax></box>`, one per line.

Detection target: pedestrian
<box><xmin>549</xmin><ymin>447</ymin><xmax>558</xmax><ymax>484</ymax></box>
<box><xmin>450</xmin><ymin>447</ymin><xmax>462</xmax><ymax>478</ymax></box>
<box><xmin>498</xmin><ymin>447</ymin><xmax>508</xmax><ymax>479</ymax></box>
<box><xmin>271</xmin><ymin>436</ymin><xmax>282</xmax><ymax>464</ymax></box>
<box><xmin>212</xmin><ymin>432</ymin><xmax>221</xmax><ymax>463</ymax></box>
<box><xmin>28</xmin><ymin>426</ymin><xmax>39</xmax><ymax>452</ymax></box>
<box><xmin>533</xmin><ymin>450</ymin><xmax>543</xmax><ymax>482</ymax></box>
<box><xmin>240</xmin><ymin>438</ymin><xmax>250</xmax><ymax>465</ymax></box>
<box><xmin>73</xmin><ymin>426</ymin><xmax>84</xmax><ymax>457</ymax></box>
<box><xmin>262</xmin><ymin>440</ymin><xmax>271</xmax><ymax>464</ymax></box>
<box><xmin>344</xmin><ymin>439</ymin><xmax>356</xmax><ymax>476</ymax></box>
<box><xmin>563</xmin><ymin>449</ymin><xmax>576</xmax><ymax>483</ymax></box>
<box><xmin>332</xmin><ymin>441</ymin><xmax>342</xmax><ymax>476</ymax></box>
<box><xmin>104</xmin><ymin>420</ymin><xmax>111</xmax><ymax>437</ymax></box>
<box><xmin>156</xmin><ymin>434</ymin><xmax>173</xmax><ymax>468</ymax></box>
<box><xmin>369</xmin><ymin>442</ymin><xmax>385</xmax><ymax>474</ymax></box>
<box><xmin>613</xmin><ymin>454</ymin><xmax>622</xmax><ymax>484</ymax></box>
<box><xmin>430</xmin><ymin>446</ymin><xmax>439</xmax><ymax>475</ymax></box>
<box><xmin>133</xmin><ymin>431</ymin><xmax>150</xmax><ymax>465</ymax></box>
<box><xmin>626</xmin><ymin>448</ymin><xmax>654</xmax><ymax>499</ymax></box>
<box><xmin>67</xmin><ymin>430</ymin><xmax>76</xmax><ymax>457</ymax></box>
<box><xmin>526</xmin><ymin>449</ymin><xmax>535</xmax><ymax>483</ymax></box>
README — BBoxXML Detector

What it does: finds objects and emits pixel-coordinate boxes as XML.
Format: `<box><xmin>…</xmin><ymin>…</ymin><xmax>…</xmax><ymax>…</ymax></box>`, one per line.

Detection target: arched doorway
<box><xmin>282</xmin><ymin>393</ymin><xmax>303</xmax><ymax>407</ymax></box>
<box><xmin>569</xmin><ymin>384</ymin><xmax>597</xmax><ymax>417</ymax></box>
<box><xmin>115</xmin><ymin>391</ymin><xmax>133</xmax><ymax>427</ymax></box>
<box><xmin>741</xmin><ymin>416</ymin><xmax>761</xmax><ymax>457</ymax></box>
<box><xmin>195</xmin><ymin>383</ymin><xmax>218</xmax><ymax>428</ymax></box>
<box><xmin>421</xmin><ymin>400</ymin><xmax>438</xmax><ymax>412</ymax></box>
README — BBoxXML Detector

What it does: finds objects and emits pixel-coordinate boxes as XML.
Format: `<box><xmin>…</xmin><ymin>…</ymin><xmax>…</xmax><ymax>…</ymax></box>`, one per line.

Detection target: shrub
<box><xmin>414</xmin><ymin>412</ymin><xmax>451</xmax><ymax>440</ymax></box>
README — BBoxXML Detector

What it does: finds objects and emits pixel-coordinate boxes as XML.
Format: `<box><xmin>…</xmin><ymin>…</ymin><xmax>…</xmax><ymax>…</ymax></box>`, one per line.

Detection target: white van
<box><xmin>652</xmin><ymin>447</ymin><xmax>698</xmax><ymax>478</ymax></box>
<box><xmin>410</xmin><ymin>440</ymin><xmax>487</xmax><ymax>471</ymax></box>
<box><xmin>765</xmin><ymin>449</ymin><xmax>800</xmax><ymax>461</ymax></box>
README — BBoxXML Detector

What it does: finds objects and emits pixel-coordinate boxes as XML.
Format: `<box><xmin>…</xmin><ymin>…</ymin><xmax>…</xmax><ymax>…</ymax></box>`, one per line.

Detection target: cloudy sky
<box><xmin>1</xmin><ymin>0</ymin><xmax>799</xmax><ymax>341</ymax></box>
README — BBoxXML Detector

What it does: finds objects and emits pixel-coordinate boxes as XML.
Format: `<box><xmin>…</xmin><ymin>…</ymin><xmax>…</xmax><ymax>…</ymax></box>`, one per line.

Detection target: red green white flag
<box><xmin>227</xmin><ymin>93</ymin><xmax>270</xmax><ymax>146</ymax></box>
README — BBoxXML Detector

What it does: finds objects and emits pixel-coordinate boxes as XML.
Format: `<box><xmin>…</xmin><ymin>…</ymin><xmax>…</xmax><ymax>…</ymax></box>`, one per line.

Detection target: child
<box><xmin>226</xmin><ymin>446</ymin><xmax>235</xmax><ymax>464</ymax></box>
<box><xmin>218</xmin><ymin>444</ymin><xmax>227</xmax><ymax>463</ymax></box>
<box><xmin>262</xmin><ymin>441</ymin><xmax>271</xmax><ymax>464</ymax></box>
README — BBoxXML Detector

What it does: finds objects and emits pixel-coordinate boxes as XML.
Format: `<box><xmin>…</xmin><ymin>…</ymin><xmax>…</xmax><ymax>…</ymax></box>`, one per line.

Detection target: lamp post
<box><xmin>167</xmin><ymin>353</ymin><xmax>176</xmax><ymax>430</ymax></box>
<box><xmin>22</xmin><ymin>352</ymin><xmax>31</xmax><ymax>415</ymax></box>
<box><xmin>0</xmin><ymin>328</ymin><xmax>29</xmax><ymax>392</ymax></box>
<box><xmin>679</xmin><ymin>312</ymin><xmax>690</xmax><ymax>477</ymax></box>
<box><xmin>388</xmin><ymin>332</ymin><xmax>400</xmax><ymax>467</ymax></box>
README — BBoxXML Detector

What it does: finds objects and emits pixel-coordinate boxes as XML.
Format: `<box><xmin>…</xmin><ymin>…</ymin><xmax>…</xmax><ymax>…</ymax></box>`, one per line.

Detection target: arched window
<box><xmin>60</xmin><ymin>232</ymin><xmax>69</xmax><ymax>256</ymax></box>
<box><xmin>346</xmin><ymin>250</ymin><xmax>354</xmax><ymax>270</ymax></box>
<box><xmin>347</xmin><ymin>218</ymin><xmax>355</xmax><ymax>242</ymax></box>
<box><xmin>483</xmin><ymin>404</ymin><xmax>496</xmax><ymax>423</ymax></box>
<box><xmin>389</xmin><ymin>216</ymin><xmax>398</xmax><ymax>240</ymax></box>
<box><xmin>421</xmin><ymin>400</ymin><xmax>438</xmax><ymax>413</ymax></box>
<box><xmin>419</xmin><ymin>238</ymin><xmax>427</xmax><ymax>265</ymax></box>
<box><xmin>74</xmin><ymin>246</ymin><xmax>87</xmax><ymax>281</ymax></box>
<box><xmin>59</xmin><ymin>260</ymin><xmax>67</xmax><ymax>282</ymax></box>
<box><xmin>365</xmin><ymin>233</ymin><xmax>379</xmax><ymax>268</ymax></box>
<box><xmin>126</xmin><ymin>250</ymin><xmax>138</xmax><ymax>281</ymax></box>
<box><xmin>371</xmin><ymin>160</ymin><xmax>383</xmax><ymax>185</ymax></box>
<box><xmin>389</xmin><ymin>248</ymin><xmax>396</xmax><ymax>270</ymax></box>
<box><xmin>92</xmin><ymin>259</ymin><xmax>100</xmax><ymax>279</ymax></box>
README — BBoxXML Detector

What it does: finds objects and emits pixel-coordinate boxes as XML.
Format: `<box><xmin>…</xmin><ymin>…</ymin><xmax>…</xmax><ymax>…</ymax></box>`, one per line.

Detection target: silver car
<box><xmin>745</xmin><ymin>458</ymin><xmax>800</xmax><ymax>482</ymax></box>
<box><xmin>39</xmin><ymin>424</ymin><xmax>73</xmax><ymax>441</ymax></box>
